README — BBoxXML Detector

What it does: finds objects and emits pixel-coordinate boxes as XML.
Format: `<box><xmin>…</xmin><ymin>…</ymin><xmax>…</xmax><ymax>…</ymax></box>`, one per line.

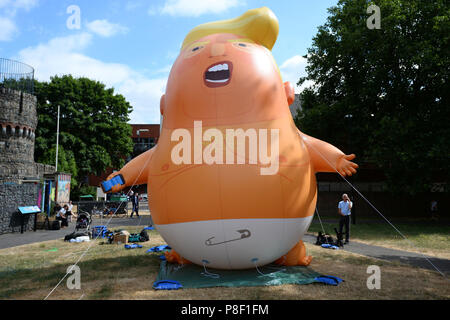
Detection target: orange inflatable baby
<box><xmin>103</xmin><ymin>7</ymin><xmax>358</xmax><ymax>270</ymax></box>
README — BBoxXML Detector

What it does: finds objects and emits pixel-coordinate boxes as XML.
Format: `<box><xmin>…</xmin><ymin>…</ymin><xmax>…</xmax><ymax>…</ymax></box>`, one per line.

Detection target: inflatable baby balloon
<box><xmin>102</xmin><ymin>7</ymin><xmax>358</xmax><ymax>270</ymax></box>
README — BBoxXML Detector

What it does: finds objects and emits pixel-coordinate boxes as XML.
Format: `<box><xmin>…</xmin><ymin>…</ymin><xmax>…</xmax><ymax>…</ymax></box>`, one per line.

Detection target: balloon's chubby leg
<box><xmin>101</xmin><ymin>147</ymin><xmax>156</xmax><ymax>193</ymax></box>
<box><xmin>275</xmin><ymin>241</ymin><xmax>312</xmax><ymax>266</ymax></box>
<box><xmin>164</xmin><ymin>250</ymin><xmax>192</xmax><ymax>265</ymax></box>
<box><xmin>299</xmin><ymin>131</ymin><xmax>359</xmax><ymax>176</ymax></box>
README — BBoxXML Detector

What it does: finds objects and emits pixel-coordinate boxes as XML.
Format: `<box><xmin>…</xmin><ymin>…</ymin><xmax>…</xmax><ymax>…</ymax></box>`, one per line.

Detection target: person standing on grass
<box><xmin>338</xmin><ymin>193</ymin><xmax>352</xmax><ymax>244</ymax></box>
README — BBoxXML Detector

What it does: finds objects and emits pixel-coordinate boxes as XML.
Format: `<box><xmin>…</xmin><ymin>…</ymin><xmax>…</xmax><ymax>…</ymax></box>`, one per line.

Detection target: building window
<box><xmin>132</xmin><ymin>137</ymin><xmax>157</xmax><ymax>158</ymax></box>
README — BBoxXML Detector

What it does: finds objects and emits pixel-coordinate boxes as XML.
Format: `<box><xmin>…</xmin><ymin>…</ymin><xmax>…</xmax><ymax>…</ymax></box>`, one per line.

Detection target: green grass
<box><xmin>308</xmin><ymin>218</ymin><xmax>450</xmax><ymax>258</ymax></box>
<box><xmin>0</xmin><ymin>225</ymin><xmax>448</xmax><ymax>300</ymax></box>
<box><xmin>88</xmin><ymin>284</ymin><xmax>114</xmax><ymax>299</ymax></box>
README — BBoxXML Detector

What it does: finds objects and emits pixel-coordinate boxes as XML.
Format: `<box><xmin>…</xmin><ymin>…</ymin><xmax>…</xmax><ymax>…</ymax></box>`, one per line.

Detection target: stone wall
<box><xmin>35</xmin><ymin>163</ymin><xmax>57</xmax><ymax>178</ymax></box>
<box><xmin>0</xmin><ymin>88</ymin><xmax>55</xmax><ymax>235</ymax></box>
<box><xmin>0</xmin><ymin>183</ymin><xmax>40</xmax><ymax>234</ymax></box>
<box><xmin>0</xmin><ymin>87</ymin><xmax>39</xmax><ymax>184</ymax></box>
<box><xmin>0</xmin><ymin>87</ymin><xmax>38</xmax><ymax>127</ymax></box>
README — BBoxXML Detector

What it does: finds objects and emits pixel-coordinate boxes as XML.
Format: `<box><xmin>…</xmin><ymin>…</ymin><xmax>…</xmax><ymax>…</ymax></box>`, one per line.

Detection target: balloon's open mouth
<box><xmin>204</xmin><ymin>61</ymin><xmax>233</xmax><ymax>88</ymax></box>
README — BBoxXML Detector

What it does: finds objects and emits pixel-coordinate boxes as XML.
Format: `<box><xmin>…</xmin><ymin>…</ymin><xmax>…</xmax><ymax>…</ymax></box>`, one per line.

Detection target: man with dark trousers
<box><xmin>338</xmin><ymin>193</ymin><xmax>352</xmax><ymax>244</ymax></box>
<box><xmin>130</xmin><ymin>192</ymin><xmax>140</xmax><ymax>218</ymax></box>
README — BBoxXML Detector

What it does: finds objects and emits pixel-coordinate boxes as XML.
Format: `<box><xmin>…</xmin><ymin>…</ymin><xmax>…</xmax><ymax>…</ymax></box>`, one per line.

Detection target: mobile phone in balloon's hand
<box><xmin>101</xmin><ymin>174</ymin><xmax>125</xmax><ymax>193</ymax></box>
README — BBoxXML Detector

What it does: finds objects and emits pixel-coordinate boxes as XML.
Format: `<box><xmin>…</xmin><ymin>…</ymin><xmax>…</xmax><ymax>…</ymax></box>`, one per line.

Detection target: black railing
<box><xmin>75</xmin><ymin>200</ymin><xmax>129</xmax><ymax>217</ymax></box>
<box><xmin>0</xmin><ymin>58</ymin><xmax>35</xmax><ymax>95</ymax></box>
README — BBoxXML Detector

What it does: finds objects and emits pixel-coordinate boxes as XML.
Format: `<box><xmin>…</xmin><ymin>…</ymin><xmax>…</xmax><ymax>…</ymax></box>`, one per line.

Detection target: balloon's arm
<box><xmin>101</xmin><ymin>147</ymin><xmax>156</xmax><ymax>193</ymax></box>
<box><xmin>298</xmin><ymin>131</ymin><xmax>358</xmax><ymax>176</ymax></box>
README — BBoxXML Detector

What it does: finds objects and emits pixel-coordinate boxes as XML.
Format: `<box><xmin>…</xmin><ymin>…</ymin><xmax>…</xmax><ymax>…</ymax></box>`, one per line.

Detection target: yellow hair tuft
<box><xmin>181</xmin><ymin>7</ymin><xmax>279</xmax><ymax>51</ymax></box>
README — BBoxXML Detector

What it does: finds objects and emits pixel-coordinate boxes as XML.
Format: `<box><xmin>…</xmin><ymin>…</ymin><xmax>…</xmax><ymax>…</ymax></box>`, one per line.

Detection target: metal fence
<box><xmin>0</xmin><ymin>58</ymin><xmax>35</xmax><ymax>94</ymax></box>
<box><xmin>75</xmin><ymin>201</ymin><xmax>129</xmax><ymax>217</ymax></box>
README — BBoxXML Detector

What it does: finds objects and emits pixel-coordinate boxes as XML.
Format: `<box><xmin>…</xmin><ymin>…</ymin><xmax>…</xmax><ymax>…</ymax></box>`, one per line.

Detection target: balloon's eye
<box><xmin>185</xmin><ymin>44</ymin><xmax>205</xmax><ymax>58</ymax></box>
<box><xmin>232</xmin><ymin>42</ymin><xmax>252</xmax><ymax>51</ymax></box>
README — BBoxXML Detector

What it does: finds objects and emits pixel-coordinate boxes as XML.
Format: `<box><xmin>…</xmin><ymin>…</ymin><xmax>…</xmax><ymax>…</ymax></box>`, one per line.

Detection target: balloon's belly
<box><xmin>156</xmin><ymin>216</ymin><xmax>313</xmax><ymax>269</ymax></box>
<box><xmin>148</xmin><ymin>161</ymin><xmax>316</xmax><ymax>224</ymax></box>
<box><xmin>147</xmin><ymin>162</ymin><xmax>317</xmax><ymax>269</ymax></box>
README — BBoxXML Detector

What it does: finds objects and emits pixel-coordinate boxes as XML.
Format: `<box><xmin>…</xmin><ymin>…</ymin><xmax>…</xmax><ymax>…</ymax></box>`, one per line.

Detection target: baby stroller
<box><xmin>75</xmin><ymin>210</ymin><xmax>92</xmax><ymax>233</ymax></box>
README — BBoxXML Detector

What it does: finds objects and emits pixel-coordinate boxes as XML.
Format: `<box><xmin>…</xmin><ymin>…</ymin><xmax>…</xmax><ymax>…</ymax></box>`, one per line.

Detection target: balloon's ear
<box><xmin>160</xmin><ymin>94</ymin><xmax>165</xmax><ymax>115</ymax></box>
<box><xmin>284</xmin><ymin>82</ymin><xmax>295</xmax><ymax>106</ymax></box>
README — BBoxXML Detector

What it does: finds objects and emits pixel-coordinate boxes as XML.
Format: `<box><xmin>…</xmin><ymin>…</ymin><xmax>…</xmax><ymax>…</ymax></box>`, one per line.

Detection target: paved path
<box><xmin>303</xmin><ymin>233</ymin><xmax>450</xmax><ymax>275</ymax></box>
<box><xmin>0</xmin><ymin>215</ymin><xmax>153</xmax><ymax>250</ymax></box>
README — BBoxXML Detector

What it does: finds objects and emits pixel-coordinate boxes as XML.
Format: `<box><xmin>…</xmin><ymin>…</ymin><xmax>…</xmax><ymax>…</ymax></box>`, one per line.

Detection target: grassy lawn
<box><xmin>307</xmin><ymin>218</ymin><xmax>450</xmax><ymax>259</ymax></box>
<box><xmin>0</xmin><ymin>225</ymin><xmax>448</xmax><ymax>300</ymax></box>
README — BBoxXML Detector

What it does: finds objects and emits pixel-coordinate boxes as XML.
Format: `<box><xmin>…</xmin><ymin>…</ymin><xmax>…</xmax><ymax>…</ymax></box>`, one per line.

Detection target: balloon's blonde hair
<box><xmin>181</xmin><ymin>7</ymin><xmax>279</xmax><ymax>51</ymax></box>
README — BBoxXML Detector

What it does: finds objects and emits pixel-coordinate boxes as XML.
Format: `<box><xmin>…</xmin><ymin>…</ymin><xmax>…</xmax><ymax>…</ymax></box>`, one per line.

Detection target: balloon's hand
<box><xmin>336</xmin><ymin>154</ymin><xmax>358</xmax><ymax>176</ymax></box>
<box><xmin>102</xmin><ymin>172</ymin><xmax>126</xmax><ymax>193</ymax></box>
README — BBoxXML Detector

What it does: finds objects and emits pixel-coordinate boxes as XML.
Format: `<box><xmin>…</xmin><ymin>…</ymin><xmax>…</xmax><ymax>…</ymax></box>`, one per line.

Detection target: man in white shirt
<box><xmin>56</xmin><ymin>204</ymin><xmax>69</xmax><ymax>228</ymax></box>
<box><xmin>338</xmin><ymin>194</ymin><xmax>352</xmax><ymax>243</ymax></box>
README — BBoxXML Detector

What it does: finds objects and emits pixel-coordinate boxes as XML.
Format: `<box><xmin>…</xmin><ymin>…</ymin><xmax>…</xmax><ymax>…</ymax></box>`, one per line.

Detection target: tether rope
<box><xmin>44</xmin><ymin>150</ymin><xmax>155</xmax><ymax>299</ymax></box>
<box><xmin>302</xmin><ymin>134</ymin><xmax>446</xmax><ymax>278</ymax></box>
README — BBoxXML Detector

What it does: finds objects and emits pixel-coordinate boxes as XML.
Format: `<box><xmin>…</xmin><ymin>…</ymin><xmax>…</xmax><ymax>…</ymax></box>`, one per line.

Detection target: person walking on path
<box><xmin>130</xmin><ymin>192</ymin><xmax>140</xmax><ymax>218</ymax></box>
<box><xmin>430</xmin><ymin>200</ymin><xmax>438</xmax><ymax>221</ymax></box>
<box><xmin>338</xmin><ymin>193</ymin><xmax>352</xmax><ymax>244</ymax></box>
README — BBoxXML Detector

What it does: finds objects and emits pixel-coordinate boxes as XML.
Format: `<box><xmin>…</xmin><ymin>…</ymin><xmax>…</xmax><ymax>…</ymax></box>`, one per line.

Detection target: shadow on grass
<box><xmin>0</xmin><ymin>252</ymin><xmax>163</xmax><ymax>299</ymax></box>
<box><xmin>308</xmin><ymin>219</ymin><xmax>450</xmax><ymax>240</ymax></box>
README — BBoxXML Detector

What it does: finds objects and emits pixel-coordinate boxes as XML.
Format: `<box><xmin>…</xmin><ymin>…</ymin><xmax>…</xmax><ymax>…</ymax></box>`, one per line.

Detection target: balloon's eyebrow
<box><xmin>227</xmin><ymin>38</ymin><xmax>255</xmax><ymax>44</ymax></box>
<box><xmin>186</xmin><ymin>41</ymin><xmax>210</xmax><ymax>50</ymax></box>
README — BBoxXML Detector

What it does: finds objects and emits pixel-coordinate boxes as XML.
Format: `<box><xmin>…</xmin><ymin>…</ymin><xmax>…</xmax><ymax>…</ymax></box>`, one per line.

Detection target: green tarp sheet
<box><xmin>155</xmin><ymin>260</ymin><xmax>322</xmax><ymax>289</ymax></box>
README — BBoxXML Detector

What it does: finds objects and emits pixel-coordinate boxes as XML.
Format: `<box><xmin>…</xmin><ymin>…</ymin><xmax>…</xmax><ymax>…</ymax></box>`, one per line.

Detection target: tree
<box><xmin>34</xmin><ymin>75</ymin><xmax>133</xmax><ymax>199</ymax></box>
<box><xmin>296</xmin><ymin>0</ymin><xmax>449</xmax><ymax>194</ymax></box>
<box><xmin>40</xmin><ymin>144</ymin><xmax>79</xmax><ymax>187</ymax></box>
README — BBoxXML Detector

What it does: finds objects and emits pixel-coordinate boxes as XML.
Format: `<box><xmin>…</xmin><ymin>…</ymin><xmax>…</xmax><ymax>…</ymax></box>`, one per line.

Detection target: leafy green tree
<box><xmin>34</xmin><ymin>75</ymin><xmax>133</xmax><ymax>198</ymax></box>
<box><xmin>40</xmin><ymin>144</ymin><xmax>79</xmax><ymax>188</ymax></box>
<box><xmin>296</xmin><ymin>0</ymin><xmax>449</xmax><ymax>194</ymax></box>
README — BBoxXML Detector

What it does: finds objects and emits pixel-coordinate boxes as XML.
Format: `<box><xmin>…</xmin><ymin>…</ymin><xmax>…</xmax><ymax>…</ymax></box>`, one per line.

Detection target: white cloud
<box><xmin>0</xmin><ymin>16</ymin><xmax>17</xmax><ymax>41</ymax></box>
<box><xmin>13</xmin><ymin>0</ymin><xmax>38</xmax><ymax>10</ymax></box>
<box><xmin>125</xmin><ymin>1</ymin><xmax>143</xmax><ymax>11</ymax></box>
<box><xmin>16</xmin><ymin>33</ymin><xmax>166</xmax><ymax>124</ymax></box>
<box><xmin>0</xmin><ymin>0</ymin><xmax>38</xmax><ymax>11</ymax></box>
<box><xmin>0</xmin><ymin>0</ymin><xmax>38</xmax><ymax>41</ymax></box>
<box><xmin>86</xmin><ymin>19</ymin><xmax>129</xmax><ymax>38</ymax></box>
<box><xmin>279</xmin><ymin>55</ymin><xmax>314</xmax><ymax>93</ymax></box>
<box><xmin>160</xmin><ymin>0</ymin><xmax>243</xmax><ymax>17</ymax></box>
<box><xmin>0</xmin><ymin>0</ymin><xmax>10</xmax><ymax>8</ymax></box>
<box><xmin>120</xmin><ymin>77</ymin><xmax>167</xmax><ymax>123</ymax></box>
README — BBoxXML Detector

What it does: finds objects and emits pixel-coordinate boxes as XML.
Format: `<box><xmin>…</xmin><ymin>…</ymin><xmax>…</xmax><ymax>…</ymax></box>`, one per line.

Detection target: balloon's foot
<box><xmin>164</xmin><ymin>250</ymin><xmax>192</xmax><ymax>265</ymax></box>
<box><xmin>275</xmin><ymin>240</ymin><xmax>312</xmax><ymax>266</ymax></box>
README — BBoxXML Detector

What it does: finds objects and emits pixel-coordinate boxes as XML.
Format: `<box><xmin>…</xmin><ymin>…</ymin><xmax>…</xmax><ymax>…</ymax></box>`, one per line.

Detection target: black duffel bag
<box><xmin>51</xmin><ymin>220</ymin><xmax>61</xmax><ymax>230</ymax></box>
<box><xmin>139</xmin><ymin>229</ymin><xmax>150</xmax><ymax>242</ymax></box>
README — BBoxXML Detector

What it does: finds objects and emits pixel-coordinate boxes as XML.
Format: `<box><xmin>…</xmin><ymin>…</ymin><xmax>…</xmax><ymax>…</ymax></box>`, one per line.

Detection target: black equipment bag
<box><xmin>315</xmin><ymin>231</ymin><xmax>335</xmax><ymax>246</ymax></box>
<box><xmin>64</xmin><ymin>231</ymin><xmax>89</xmax><ymax>241</ymax></box>
<box><xmin>139</xmin><ymin>229</ymin><xmax>149</xmax><ymax>242</ymax></box>
<box><xmin>51</xmin><ymin>220</ymin><xmax>61</xmax><ymax>230</ymax></box>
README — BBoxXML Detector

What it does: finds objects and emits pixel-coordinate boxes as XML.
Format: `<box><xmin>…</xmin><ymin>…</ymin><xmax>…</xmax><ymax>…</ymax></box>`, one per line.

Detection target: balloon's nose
<box><xmin>210</xmin><ymin>43</ymin><xmax>226</xmax><ymax>57</ymax></box>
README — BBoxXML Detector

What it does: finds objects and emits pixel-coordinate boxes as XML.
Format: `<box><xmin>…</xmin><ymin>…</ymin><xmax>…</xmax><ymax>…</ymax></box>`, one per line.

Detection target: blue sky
<box><xmin>0</xmin><ymin>0</ymin><xmax>338</xmax><ymax>124</ymax></box>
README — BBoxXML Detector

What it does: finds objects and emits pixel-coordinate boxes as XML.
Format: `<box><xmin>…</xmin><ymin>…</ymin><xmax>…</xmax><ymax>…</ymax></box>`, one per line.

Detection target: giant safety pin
<box><xmin>205</xmin><ymin>229</ymin><xmax>251</xmax><ymax>246</ymax></box>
